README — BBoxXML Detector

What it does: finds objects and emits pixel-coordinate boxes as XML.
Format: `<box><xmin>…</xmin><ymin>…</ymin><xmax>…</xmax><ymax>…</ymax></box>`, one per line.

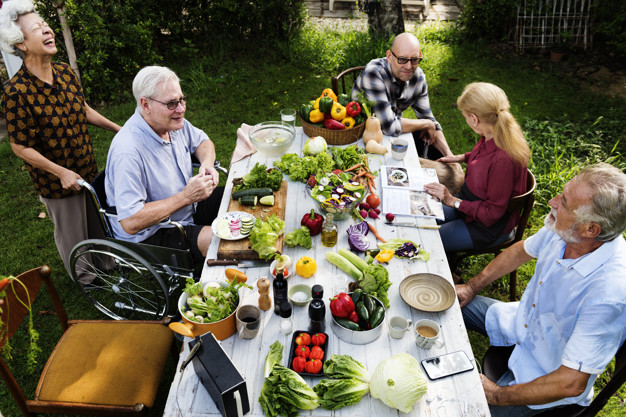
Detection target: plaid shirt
<box><xmin>351</xmin><ymin>58</ymin><xmax>441</xmax><ymax>137</ymax></box>
<box><xmin>2</xmin><ymin>62</ymin><xmax>97</xmax><ymax>199</ymax></box>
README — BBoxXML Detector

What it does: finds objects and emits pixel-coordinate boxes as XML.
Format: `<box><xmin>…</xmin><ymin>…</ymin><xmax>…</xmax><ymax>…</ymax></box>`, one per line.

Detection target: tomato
<box><xmin>294</xmin><ymin>345</ymin><xmax>310</xmax><ymax>359</ymax></box>
<box><xmin>305</xmin><ymin>358</ymin><xmax>323</xmax><ymax>374</ymax></box>
<box><xmin>292</xmin><ymin>356</ymin><xmax>307</xmax><ymax>373</ymax></box>
<box><xmin>309</xmin><ymin>345</ymin><xmax>324</xmax><ymax>360</ymax></box>
<box><xmin>295</xmin><ymin>332</ymin><xmax>311</xmax><ymax>346</ymax></box>
<box><xmin>331</xmin><ymin>169</ymin><xmax>344</xmax><ymax>175</ymax></box>
<box><xmin>306</xmin><ymin>175</ymin><xmax>317</xmax><ymax>188</ymax></box>
<box><xmin>366</xmin><ymin>193</ymin><xmax>380</xmax><ymax>209</ymax></box>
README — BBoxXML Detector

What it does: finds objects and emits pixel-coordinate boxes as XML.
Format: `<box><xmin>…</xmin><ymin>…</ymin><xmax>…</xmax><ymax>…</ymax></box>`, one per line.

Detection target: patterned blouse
<box><xmin>2</xmin><ymin>62</ymin><xmax>97</xmax><ymax>199</ymax></box>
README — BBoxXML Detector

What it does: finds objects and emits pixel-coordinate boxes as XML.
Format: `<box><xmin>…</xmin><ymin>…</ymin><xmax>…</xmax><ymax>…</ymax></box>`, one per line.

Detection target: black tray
<box><xmin>287</xmin><ymin>330</ymin><xmax>329</xmax><ymax>377</ymax></box>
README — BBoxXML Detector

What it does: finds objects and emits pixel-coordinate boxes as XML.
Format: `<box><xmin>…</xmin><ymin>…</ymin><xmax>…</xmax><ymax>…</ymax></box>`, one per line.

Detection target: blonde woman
<box><xmin>425</xmin><ymin>82</ymin><xmax>531</xmax><ymax>251</ymax></box>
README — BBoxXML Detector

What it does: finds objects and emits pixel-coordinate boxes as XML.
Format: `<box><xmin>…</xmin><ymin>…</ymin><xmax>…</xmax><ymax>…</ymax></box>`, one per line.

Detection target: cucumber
<box><xmin>238</xmin><ymin>196</ymin><xmax>258</xmax><ymax>206</ymax></box>
<box><xmin>259</xmin><ymin>195</ymin><xmax>275</xmax><ymax>206</ymax></box>
<box><xmin>370</xmin><ymin>305</ymin><xmax>385</xmax><ymax>329</ymax></box>
<box><xmin>362</xmin><ymin>294</ymin><xmax>376</xmax><ymax>317</ymax></box>
<box><xmin>231</xmin><ymin>188</ymin><xmax>273</xmax><ymax>200</ymax></box>
<box><xmin>338</xmin><ymin>249</ymin><xmax>369</xmax><ymax>272</ymax></box>
<box><xmin>336</xmin><ymin>317</ymin><xmax>361</xmax><ymax>331</ymax></box>
<box><xmin>355</xmin><ymin>301</ymin><xmax>370</xmax><ymax>322</ymax></box>
<box><xmin>325</xmin><ymin>252</ymin><xmax>363</xmax><ymax>280</ymax></box>
<box><xmin>351</xmin><ymin>289</ymin><xmax>364</xmax><ymax>304</ymax></box>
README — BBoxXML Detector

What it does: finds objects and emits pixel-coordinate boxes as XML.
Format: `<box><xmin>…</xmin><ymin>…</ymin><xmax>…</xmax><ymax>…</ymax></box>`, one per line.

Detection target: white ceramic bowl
<box><xmin>288</xmin><ymin>284</ymin><xmax>312</xmax><ymax>306</ymax></box>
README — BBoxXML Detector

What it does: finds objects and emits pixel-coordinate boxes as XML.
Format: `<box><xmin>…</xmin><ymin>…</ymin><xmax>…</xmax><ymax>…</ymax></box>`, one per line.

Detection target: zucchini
<box><xmin>259</xmin><ymin>195</ymin><xmax>275</xmax><ymax>206</ymax></box>
<box><xmin>238</xmin><ymin>196</ymin><xmax>257</xmax><ymax>206</ymax></box>
<box><xmin>338</xmin><ymin>248</ymin><xmax>369</xmax><ymax>272</ymax></box>
<box><xmin>231</xmin><ymin>187</ymin><xmax>273</xmax><ymax>200</ymax></box>
<box><xmin>325</xmin><ymin>252</ymin><xmax>363</xmax><ymax>280</ymax></box>
<box><xmin>336</xmin><ymin>317</ymin><xmax>361</xmax><ymax>331</ymax></box>
<box><xmin>362</xmin><ymin>294</ymin><xmax>376</xmax><ymax>317</ymax></box>
<box><xmin>370</xmin><ymin>305</ymin><xmax>385</xmax><ymax>329</ymax></box>
<box><xmin>351</xmin><ymin>289</ymin><xmax>364</xmax><ymax>304</ymax></box>
<box><xmin>355</xmin><ymin>301</ymin><xmax>369</xmax><ymax>322</ymax></box>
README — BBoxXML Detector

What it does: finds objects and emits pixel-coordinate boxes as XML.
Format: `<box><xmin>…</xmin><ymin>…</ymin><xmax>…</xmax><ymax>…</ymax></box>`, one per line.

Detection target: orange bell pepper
<box><xmin>321</xmin><ymin>88</ymin><xmax>338</xmax><ymax>103</ymax></box>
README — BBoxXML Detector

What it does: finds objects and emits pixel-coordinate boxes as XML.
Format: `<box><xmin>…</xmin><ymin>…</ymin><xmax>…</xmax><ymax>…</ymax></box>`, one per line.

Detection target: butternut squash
<box><xmin>362</xmin><ymin>116</ymin><xmax>383</xmax><ymax>144</ymax></box>
<box><xmin>365</xmin><ymin>138</ymin><xmax>388</xmax><ymax>154</ymax></box>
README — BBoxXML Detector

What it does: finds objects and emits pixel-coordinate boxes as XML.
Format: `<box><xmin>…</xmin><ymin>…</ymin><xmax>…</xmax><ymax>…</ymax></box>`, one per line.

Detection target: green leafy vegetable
<box><xmin>232</xmin><ymin>163</ymin><xmax>282</xmax><ymax>192</ymax></box>
<box><xmin>378</xmin><ymin>239</ymin><xmax>430</xmax><ymax>261</ymax></box>
<box><xmin>313</xmin><ymin>378</ymin><xmax>369</xmax><ymax>410</ymax></box>
<box><xmin>248</xmin><ymin>214</ymin><xmax>285</xmax><ymax>260</ymax></box>
<box><xmin>264</xmin><ymin>340</ymin><xmax>283</xmax><ymax>378</ymax></box>
<box><xmin>328</xmin><ymin>145</ymin><xmax>366</xmax><ymax>171</ymax></box>
<box><xmin>369</xmin><ymin>353</ymin><xmax>428</xmax><ymax>413</ymax></box>
<box><xmin>274</xmin><ymin>152</ymin><xmax>334</xmax><ymax>183</ymax></box>
<box><xmin>284</xmin><ymin>226</ymin><xmax>312</xmax><ymax>249</ymax></box>
<box><xmin>182</xmin><ymin>277</ymin><xmax>252</xmax><ymax>323</ymax></box>
<box><xmin>322</xmin><ymin>354</ymin><xmax>370</xmax><ymax>383</ymax></box>
<box><xmin>259</xmin><ymin>365</ymin><xmax>319</xmax><ymax>417</ymax></box>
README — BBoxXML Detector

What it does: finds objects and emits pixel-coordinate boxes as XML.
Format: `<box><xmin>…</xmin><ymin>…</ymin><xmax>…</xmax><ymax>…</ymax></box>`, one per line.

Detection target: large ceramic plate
<box><xmin>399</xmin><ymin>273</ymin><xmax>455</xmax><ymax>312</ymax></box>
<box><xmin>211</xmin><ymin>211</ymin><xmax>256</xmax><ymax>240</ymax></box>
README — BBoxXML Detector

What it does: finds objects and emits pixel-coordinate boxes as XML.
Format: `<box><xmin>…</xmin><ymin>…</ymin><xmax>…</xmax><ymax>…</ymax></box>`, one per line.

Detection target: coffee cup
<box><xmin>388</xmin><ymin>316</ymin><xmax>412</xmax><ymax>339</ymax></box>
<box><xmin>236</xmin><ymin>305</ymin><xmax>261</xmax><ymax>339</ymax></box>
<box><xmin>391</xmin><ymin>138</ymin><xmax>408</xmax><ymax>160</ymax></box>
<box><xmin>414</xmin><ymin>319</ymin><xmax>444</xmax><ymax>349</ymax></box>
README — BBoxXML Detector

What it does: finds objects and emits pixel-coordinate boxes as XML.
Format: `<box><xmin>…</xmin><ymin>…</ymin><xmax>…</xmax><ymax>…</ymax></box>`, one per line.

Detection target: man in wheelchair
<box><xmin>105</xmin><ymin>66</ymin><xmax>224</xmax><ymax>263</ymax></box>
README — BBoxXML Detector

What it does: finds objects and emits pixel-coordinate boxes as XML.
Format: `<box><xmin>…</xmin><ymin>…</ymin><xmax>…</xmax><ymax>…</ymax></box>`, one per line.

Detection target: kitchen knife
<box><xmin>385</xmin><ymin>221</ymin><xmax>440</xmax><ymax>229</ymax></box>
<box><xmin>206</xmin><ymin>259</ymin><xmax>268</xmax><ymax>267</ymax></box>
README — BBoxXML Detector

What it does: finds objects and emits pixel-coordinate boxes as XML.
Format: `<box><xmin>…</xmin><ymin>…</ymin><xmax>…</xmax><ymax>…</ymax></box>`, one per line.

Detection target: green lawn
<box><xmin>1</xmin><ymin>20</ymin><xmax>625</xmax><ymax>417</ymax></box>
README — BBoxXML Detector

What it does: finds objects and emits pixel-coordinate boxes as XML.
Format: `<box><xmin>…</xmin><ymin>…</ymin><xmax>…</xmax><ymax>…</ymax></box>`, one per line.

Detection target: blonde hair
<box><xmin>457</xmin><ymin>82</ymin><xmax>530</xmax><ymax>166</ymax></box>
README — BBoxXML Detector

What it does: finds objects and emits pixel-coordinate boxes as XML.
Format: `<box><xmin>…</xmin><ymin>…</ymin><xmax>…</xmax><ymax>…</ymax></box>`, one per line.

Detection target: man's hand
<box><xmin>481</xmin><ymin>374</ymin><xmax>503</xmax><ymax>404</ymax></box>
<box><xmin>58</xmin><ymin>168</ymin><xmax>83</xmax><ymax>191</ymax></box>
<box><xmin>418</xmin><ymin>121</ymin><xmax>438</xmax><ymax>145</ymax></box>
<box><xmin>199</xmin><ymin>163</ymin><xmax>220</xmax><ymax>191</ymax></box>
<box><xmin>183</xmin><ymin>171</ymin><xmax>215</xmax><ymax>203</ymax></box>
<box><xmin>456</xmin><ymin>282</ymin><xmax>477</xmax><ymax>307</ymax></box>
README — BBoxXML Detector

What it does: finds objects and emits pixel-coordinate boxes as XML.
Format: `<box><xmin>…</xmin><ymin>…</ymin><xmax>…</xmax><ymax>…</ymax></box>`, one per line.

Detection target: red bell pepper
<box><xmin>346</xmin><ymin>101</ymin><xmax>361</xmax><ymax>117</ymax></box>
<box><xmin>311</xmin><ymin>333</ymin><xmax>327</xmax><ymax>346</ymax></box>
<box><xmin>348</xmin><ymin>310</ymin><xmax>360</xmax><ymax>323</ymax></box>
<box><xmin>305</xmin><ymin>359</ymin><xmax>323</xmax><ymax>374</ymax></box>
<box><xmin>309</xmin><ymin>345</ymin><xmax>324</xmax><ymax>360</ymax></box>
<box><xmin>292</xmin><ymin>356</ymin><xmax>307</xmax><ymax>373</ymax></box>
<box><xmin>330</xmin><ymin>292</ymin><xmax>355</xmax><ymax>318</ymax></box>
<box><xmin>295</xmin><ymin>332</ymin><xmax>311</xmax><ymax>346</ymax></box>
<box><xmin>294</xmin><ymin>345</ymin><xmax>310</xmax><ymax>359</ymax></box>
<box><xmin>301</xmin><ymin>209</ymin><xmax>323</xmax><ymax>236</ymax></box>
<box><xmin>324</xmin><ymin>118</ymin><xmax>346</xmax><ymax>130</ymax></box>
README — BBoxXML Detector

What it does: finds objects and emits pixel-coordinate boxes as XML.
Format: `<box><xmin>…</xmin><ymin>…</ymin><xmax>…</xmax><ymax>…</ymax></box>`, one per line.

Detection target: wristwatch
<box><xmin>454</xmin><ymin>200</ymin><xmax>461</xmax><ymax>209</ymax></box>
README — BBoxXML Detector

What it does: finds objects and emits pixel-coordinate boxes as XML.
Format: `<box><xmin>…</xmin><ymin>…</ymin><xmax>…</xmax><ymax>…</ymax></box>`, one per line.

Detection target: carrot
<box><xmin>0</xmin><ymin>278</ymin><xmax>10</xmax><ymax>292</ymax></box>
<box><xmin>367</xmin><ymin>223</ymin><xmax>387</xmax><ymax>243</ymax></box>
<box><xmin>345</xmin><ymin>163</ymin><xmax>362</xmax><ymax>172</ymax></box>
<box><xmin>367</xmin><ymin>179</ymin><xmax>375</xmax><ymax>194</ymax></box>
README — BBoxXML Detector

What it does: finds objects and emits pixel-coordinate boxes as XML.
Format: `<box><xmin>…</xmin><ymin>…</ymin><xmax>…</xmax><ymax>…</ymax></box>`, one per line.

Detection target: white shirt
<box><xmin>485</xmin><ymin>226</ymin><xmax>626</xmax><ymax>409</ymax></box>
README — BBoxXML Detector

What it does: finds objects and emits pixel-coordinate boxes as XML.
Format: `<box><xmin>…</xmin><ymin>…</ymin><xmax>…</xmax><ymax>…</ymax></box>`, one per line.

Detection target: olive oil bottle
<box><xmin>321</xmin><ymin>213</ymin><xmax>338</xmax><ymax>247</ymax></box>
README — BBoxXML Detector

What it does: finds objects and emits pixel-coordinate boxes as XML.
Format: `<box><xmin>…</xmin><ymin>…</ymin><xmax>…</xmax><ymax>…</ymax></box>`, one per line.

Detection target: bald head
<box><xmin>386</xmin><ymin>33</ymin><xmax>422</xmax><ymax>82</ymax></box>
<box><xmin>391</xmin><ymin>32</ymin><xmax>421</xmax><ymax>52</ymax></box>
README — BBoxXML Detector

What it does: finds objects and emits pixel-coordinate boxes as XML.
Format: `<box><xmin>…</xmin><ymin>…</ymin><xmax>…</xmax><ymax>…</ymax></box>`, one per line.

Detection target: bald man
<box><xmin>352</xmin><ymin>32</ymin><xmax>453</xmax><ymax>160</ymax></box>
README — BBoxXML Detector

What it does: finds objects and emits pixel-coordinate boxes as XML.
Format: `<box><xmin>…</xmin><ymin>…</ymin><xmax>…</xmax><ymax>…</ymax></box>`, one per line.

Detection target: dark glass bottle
<box><xmin>273</xmin><ymin>261</ymin><xmax>288</xmax><ymax>315</ymax></box>
<box><xmin>308</xmin><ymin>298</ymin><xmax>326</xmax><ymax>333</ymax></box>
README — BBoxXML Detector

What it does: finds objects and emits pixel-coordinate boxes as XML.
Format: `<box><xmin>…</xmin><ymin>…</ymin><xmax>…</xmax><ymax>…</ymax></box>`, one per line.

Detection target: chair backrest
<box><xmin>508</xmin><ymin>169</ymin><xmax>536</xmax><ymax>242</ymax></box>
<box><xmin>581</xmin><ymin>341</ymin><xmax>626</xmax><ymax>417</ymax></box>
<box><xmin>331</xmin><ymin>66</ymin><xmax>365</xmax><ymax>96</ymax></box>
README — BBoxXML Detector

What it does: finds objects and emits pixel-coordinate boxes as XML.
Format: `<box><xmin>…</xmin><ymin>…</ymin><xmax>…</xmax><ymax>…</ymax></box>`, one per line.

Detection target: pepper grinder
<box><xmin>257</xmin><ymin>276</ymin><xmax>271</xmax><ymax>311</ymax></box>
<box><xmin>308</xmin><ymin>285</ymin><xmax>326</xmax><ymax>333</ymax></box>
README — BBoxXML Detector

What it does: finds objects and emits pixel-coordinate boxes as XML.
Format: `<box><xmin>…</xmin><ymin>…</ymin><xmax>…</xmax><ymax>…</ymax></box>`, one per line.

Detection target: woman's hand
<box><xmin>59</xmin><ymin>168</ymin><xmax>83</xmax><ymax>191</ymax></box>
<box><xmin>424</xmin><ymin>182</ymin><xmax>456</xmax><ymax>206</ymax></box>
<box><xmin>436</xmin><ymin>154</ymin><xmax>465</xmax><ymax>164</ymax></box>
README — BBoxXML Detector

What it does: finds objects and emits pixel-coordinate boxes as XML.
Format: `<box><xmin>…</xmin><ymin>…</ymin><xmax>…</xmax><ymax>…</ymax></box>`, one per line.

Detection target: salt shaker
<box><xmin>279</xmin><ymin>301</ymin><xmax>293</xmax><ymax>335</ymax></box>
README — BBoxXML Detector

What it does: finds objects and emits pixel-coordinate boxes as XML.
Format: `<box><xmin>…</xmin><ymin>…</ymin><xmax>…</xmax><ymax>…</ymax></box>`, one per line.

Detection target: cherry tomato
<box><xmin>366</xmin><ymin>194</ymin><xmax>380</xmax><ymax>209</ymax></box>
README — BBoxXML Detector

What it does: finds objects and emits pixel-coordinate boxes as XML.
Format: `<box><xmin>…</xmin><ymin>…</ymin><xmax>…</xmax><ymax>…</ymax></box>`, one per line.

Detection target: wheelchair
<box><xmin>68</xmin><ymin>161</ymin><xmax>227</xmax><ymax>321</ymax></box>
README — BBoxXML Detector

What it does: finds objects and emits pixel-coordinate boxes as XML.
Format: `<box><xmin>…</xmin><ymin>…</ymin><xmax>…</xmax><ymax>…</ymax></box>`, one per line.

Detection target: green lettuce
<box><xmin>259</xmin><ymin>365</ymin><xmax>319</xmax><ymax>417</ymax></box>
<box><xmin>322</xmin><ymin>354</ymin><xmax>370</xmax><ymax>383</ymax></box>
<box><xmin>370</xmin><ymin>353</ymin><xmax>428</xmax><ymax>413</ymax></box>
<box><xmin>359</xmin><ymin>264</ymin><xmax>392</xmax><ymax>308</ymax></box>
<box><xmin>264</xmin><ymin>340</ymin><xmax>283</xmax><ymax>378</ymax></box>
<box><xmin>274</xmin><ymin>152</ymin><xmax>334</xmax><ymax>183</ymax></box>
<box><xmin>248</xmin><ymin>214</ymin><xmax>285</xmax><ymax>260</ymax></box>
<box><xmin>313</xmin><ymin>378</ymin><xmax>369</xmax><ymax>410</ymax></box>
<box><xmin>232</xmin><ymin>162</ymin><xmax>283</xmax><ymax>192</ymax></box>
<box><xmin>329</xmin><ymin>145</ymin><xmax>366</xmax><ymax>170</ymax></box>
<box><xmin>284</xmin><ymin>226</ymin><xmax>312</xmax><ymax>249</ymax></box>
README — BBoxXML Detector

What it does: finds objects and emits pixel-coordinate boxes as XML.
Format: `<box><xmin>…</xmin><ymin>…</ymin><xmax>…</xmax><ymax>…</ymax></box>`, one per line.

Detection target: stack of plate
<box><xmin>240</xmin><ymin>216</ymin><xmax>254</xmax><ymax>235</ymax></box>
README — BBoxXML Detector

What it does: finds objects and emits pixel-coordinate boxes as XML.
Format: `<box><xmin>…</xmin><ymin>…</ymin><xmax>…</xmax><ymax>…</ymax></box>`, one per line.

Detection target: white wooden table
<box><xmin>163</xmin><ymin>128</ymin><xmax>489</xmax><ymax>417</ymax></box>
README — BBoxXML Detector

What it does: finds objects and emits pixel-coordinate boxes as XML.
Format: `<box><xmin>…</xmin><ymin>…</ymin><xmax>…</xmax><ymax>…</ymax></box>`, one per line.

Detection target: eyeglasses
<box><xmin>390</xmin><ymin>50</ymin><xmax>423</xmax><ymax>65</ymax></box>
<box><xmin>31</xmin><ymin>21</ymin><xmax>50</xmax><ymax>32</ymax></box>
<box><xmin>149</xmin><ymin>95</ymin><xmax>187</xmax><ymax>110</ymax></box>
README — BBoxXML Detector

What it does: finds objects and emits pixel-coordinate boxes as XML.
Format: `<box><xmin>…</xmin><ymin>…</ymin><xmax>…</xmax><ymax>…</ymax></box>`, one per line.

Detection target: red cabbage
<box><xmin>347</xmin><ymin>221</ymin><xmax>369</xmax><ymax>236</ymax></box>
<box><xmin>348</xmin><ymin>233</ymin><xmax>370</xmax><ymax>252</ymax></box>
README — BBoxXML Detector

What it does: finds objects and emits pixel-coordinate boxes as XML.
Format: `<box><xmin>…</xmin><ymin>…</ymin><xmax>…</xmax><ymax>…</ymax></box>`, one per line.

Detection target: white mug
<box><xmin>388</xmin><ymin>316</ymin><xmax>412</xmax><ymax>339</ymax></box>
<box><xmin>236</xmin><ymin>305</ymin><xmax>261</xmax><ymax>339</ymax></box>
<box><xmin>391</xmin><ymin>138</ymin><xmax>408</xmax><ymax>160</ymax></box>
<box><xmin>414</xmin><ymin>319</ymin><xmax>444</xmax><ymax>349</ymax></box>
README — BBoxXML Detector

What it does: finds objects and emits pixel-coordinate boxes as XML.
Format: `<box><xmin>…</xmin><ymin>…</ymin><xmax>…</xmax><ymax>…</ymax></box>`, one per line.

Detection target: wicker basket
<box><xmin>299</xmin><ymin>114</ymin><xmax>365</xmax><ymax>145</ymax></box>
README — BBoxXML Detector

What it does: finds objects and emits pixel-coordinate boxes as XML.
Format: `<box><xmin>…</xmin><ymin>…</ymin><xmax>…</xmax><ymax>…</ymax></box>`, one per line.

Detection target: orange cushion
<box><xmin>36</xmin><ymin>322</ymin><xmax>173</xmax><ymax>407</ymax></box>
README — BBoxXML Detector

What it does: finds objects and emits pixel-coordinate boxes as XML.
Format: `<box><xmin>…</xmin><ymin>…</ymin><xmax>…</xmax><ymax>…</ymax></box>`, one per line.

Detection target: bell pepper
<box><xmin>331</xmin><ymin>102</ymin><xmax>347</xmax><ymax>121</ymax></box>
<box><xmin>321</xmin><ymin>88</ymin><xmax>338</xmax><ymax>103</ymax></box>
<box><xmin>309</xmin><ymin>345</ymin><xmax>324</xmax><ymax>360</ymax></box>
<box><xmin>313</xmin><ymin>97</ymin><xmax>321</xmax><ymax>110</ymax></box>
<box><xmin>305</xmin><ymin>358</ymin><xmax>323</xmax><ymax>374</ymax></box>
<box><xmin>292</xmin><ymin>356</ymin><xmax>307</xmax><ymax>373</ymax></box>
<box><xmin>348</xmin><ymin>310</ymin><xmax>360</xmax><ymax>323</ymax></box>
<box><xmin>338</xmin><ymin>93</ymin><xmax>350</xmax><ymax>106</ymax></box>
<box><xmin>346</xmin><ymin>101</ymin><xmax>361</xmax><ymax>117</ymax></box>
<box><xmin>309</xmin><ymin>109</ymin><xmax>324</xmax><ymax>123</ymax></box>
<box><xmin>319</xmin><ymin>96</ymin><xmax>334</xmax><ymax>114</ymax></box>
<box><xmin>311</xmin><ymin>333</ymin><xmax>327</xmax><ymax>346</ymax></box>
<box><xmin>324</xmin><ymin>118</ymin><xmax>345</xmax><ymax>130</ymax></box>
<box><xmin>301</xmin><ymin>209</ymin><xmax>323</xmax><ymax>236</ymax></box>
<box><xmin>295</xmin><ymin>332</ymin><xmax>311</xmax><ymax>345</ymax></box>
<box><xmin>296</xmin><ymin>256</ymin><xmax>317</xmax><ymax>278</ymax></box>
<box><xmin>342</xmin><ymin>117</ymin><xmax>356</xmax><ymax>129</ymax></box>
<box><xmin>300</xmin><ymin>104</ymin><xmax>312</xmax><ymax>123</ymax></box>
<box><xmin>330</xmin><ymin>292</ymin><xmax>355</xmax><ymax>318</ymax></box>
<box><xmin>295</xmin><ymin>345</ymin><xmax>310</xmax><ymax>359</ymax></box>
<box><xmin>375</xmin><ymin>249</ymin><xmax>394</xmax><ymax>263</ymax></box>
<box><xmin>354</xmin><ymin>113</ymin><xmax>366</xmax><ymax>126</ymax></box>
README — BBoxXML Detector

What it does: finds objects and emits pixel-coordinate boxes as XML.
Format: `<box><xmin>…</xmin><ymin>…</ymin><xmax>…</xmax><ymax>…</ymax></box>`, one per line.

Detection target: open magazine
<box><xmin>380</xmin><ymin>166</ymin><xmax>445</xmax><ymax>220</ymax></box>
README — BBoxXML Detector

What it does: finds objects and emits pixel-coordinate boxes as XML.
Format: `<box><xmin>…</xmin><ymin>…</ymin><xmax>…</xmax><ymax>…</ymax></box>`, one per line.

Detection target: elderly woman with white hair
<box><xmin>0</xmin><ymin>0</ymin><xmax>120</xmax><ymax>281</ymax></box>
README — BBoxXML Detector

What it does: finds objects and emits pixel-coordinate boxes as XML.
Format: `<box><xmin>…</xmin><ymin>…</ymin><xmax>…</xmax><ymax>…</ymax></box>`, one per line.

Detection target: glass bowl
<box><xmin>248</xmin><ymin>121</ymin><xmax>296</xmax><ymax>156</ymax></box>
<box><xmin>307</xmin><ymin>185</ymin><xmax>364</xmax><ymax>221</ymax></box>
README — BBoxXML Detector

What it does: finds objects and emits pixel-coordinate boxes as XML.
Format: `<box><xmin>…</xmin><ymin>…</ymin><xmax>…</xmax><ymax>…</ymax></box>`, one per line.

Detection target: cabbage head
<box><xmin>369</xmin><ymin>353</ymin><xmax>428</xmax><ymax>413</ymax></box>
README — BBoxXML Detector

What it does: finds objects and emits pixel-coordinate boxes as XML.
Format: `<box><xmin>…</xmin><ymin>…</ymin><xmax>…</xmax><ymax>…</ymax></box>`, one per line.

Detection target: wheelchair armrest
<box><xmin>158</xmin><ymin>219</ymin><xmax>192</xmax><ymax>252</ymax></box>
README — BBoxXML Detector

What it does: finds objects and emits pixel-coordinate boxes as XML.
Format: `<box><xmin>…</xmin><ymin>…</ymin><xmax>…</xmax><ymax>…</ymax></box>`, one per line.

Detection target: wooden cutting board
<box><xmin>217</xmin><ymin>181</ymin><xmax>288</xmax><ymax>260</ymax></box>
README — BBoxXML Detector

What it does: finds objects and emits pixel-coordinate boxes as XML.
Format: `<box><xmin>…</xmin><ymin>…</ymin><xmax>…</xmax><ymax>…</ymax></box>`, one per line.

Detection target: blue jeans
<box><xmin>438</xmin><ymin>204</ymin><xmax>474</xmax><ymax>251</ymax></box>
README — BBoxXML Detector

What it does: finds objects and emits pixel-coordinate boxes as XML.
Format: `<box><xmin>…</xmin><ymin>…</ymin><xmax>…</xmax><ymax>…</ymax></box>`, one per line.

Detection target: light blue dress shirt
<box><xmin>485</xmin><ymin>226</ymin><xmax>626</xmax><ymax>409</ymax></box>
<box><xmin>104</xmin><ymin>109</ymin><xmax>207</xmax><ymax>242</ymax></box>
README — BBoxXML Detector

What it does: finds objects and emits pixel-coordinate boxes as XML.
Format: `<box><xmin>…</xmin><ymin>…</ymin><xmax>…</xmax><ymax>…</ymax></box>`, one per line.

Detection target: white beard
<box><xmin>544</xmin><ymin>210</ymin><xmax>581</xmax><ymax>244</ymax></box>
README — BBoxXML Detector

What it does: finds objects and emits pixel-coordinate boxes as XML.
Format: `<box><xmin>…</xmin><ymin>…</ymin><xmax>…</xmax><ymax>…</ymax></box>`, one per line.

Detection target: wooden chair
<box><xmin>482</xmin><ymin>342</ymin><xmax>626</xmax><ymax>417</ymax></box>
<box><xmin>331</xmin><ymin>66</ymin><xmax>365</xmax><ymax>97</ymax></box>
<box><xmin>0</xmin><ymin>266</ymin><xmax>176</xmax><ymax>416</ymax></box>
<box><xmin>448</xmin><ymin>169</ymin><xmax>536</xmax><ymax>301</ymax></box>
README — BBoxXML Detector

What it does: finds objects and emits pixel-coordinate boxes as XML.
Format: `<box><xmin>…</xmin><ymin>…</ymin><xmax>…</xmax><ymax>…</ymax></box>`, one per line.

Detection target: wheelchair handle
<box><xmin>77</xmin><ymin>179</ymin><xmax>86</xmax><ymax>187</ymax></box>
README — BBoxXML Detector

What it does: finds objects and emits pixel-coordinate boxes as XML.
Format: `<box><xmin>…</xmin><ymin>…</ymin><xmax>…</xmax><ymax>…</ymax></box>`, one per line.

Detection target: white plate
<box><xmin>211</xmin><ymin>211</ymin><xmax>256</xmax><ymax>241</ymax></box>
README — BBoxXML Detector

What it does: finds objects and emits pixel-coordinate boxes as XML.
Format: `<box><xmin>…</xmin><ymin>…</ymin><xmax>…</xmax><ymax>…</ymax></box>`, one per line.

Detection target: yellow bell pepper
<box><xmin>313</xmin><ymin>97</ymin><xmax>321</xmax><ymax>110</ymax></box>
<box><xmin>309</xmin><ymin>109</ymin><xmax>324</xmax><ymax>123</ymax></box>
<box><xmin>342</xmin><ymin>117</ymin><xmax>356</xmax><ymax>129</ymax></box>
<box><xmin>321</xmin><ymin>88</ymin><xmax>338</xmax><ymax>103</ymax></box>
<box><xmin>330</xmin><ymin>102</ymin><xmax>346</xmax><ymax>121</ymax></box>
<box><xmin>375</xmin><ymin>249</ymin><xmax>394</xmax><ymax>263</ymax></box>
<box><xmin>296</xmin><ymin>256</ymin><xmax>317</xmax><ymax>278</ymax></box>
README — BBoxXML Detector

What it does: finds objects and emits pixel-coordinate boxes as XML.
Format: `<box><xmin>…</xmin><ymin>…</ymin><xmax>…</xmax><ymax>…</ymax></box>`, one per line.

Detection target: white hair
<box><xmin>132</xmin><ymin>66</ymin><xmax>180</xmax><ymax>113</ymax></box>
<box><xmin>0</xmin><ymin>0</ymin><xmax>36</xmax><ymax>59</ymax></box>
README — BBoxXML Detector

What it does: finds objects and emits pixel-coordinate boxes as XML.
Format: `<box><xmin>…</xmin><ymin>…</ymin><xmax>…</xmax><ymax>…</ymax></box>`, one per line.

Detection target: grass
<box><xmin>1</xmin><ymin>19</ymin><xmax>625</xmax><ymax>417</ymax></box>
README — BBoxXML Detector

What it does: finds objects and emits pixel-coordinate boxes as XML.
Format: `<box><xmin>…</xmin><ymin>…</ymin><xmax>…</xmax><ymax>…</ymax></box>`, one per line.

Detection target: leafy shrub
<box><xmin>457</xmin><ymin>0</ymin><xmax>518</xmax><ymax>42</ymax></box>
<box><xmin>592</xmin><ymin>0</ymin><xmax>626</xmax><ymax>66</ymax></box>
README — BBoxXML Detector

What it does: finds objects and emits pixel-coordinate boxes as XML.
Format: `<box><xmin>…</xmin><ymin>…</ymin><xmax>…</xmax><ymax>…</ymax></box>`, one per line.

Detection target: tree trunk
<box><xmin>55</xmin><ymin>4</ymin><xmax>81</xmax><ymax>86</ymax></box>
<box><xmin>363</xmin><ymin>0</ymin><xmax>405</xmax><ymax>37</ymax></box>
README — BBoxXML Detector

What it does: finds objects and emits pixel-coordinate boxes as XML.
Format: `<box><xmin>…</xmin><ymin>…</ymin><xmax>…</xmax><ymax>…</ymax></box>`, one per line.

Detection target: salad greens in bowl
<box><xmin>307</xmin><ymin>172</ymin><xmax>365</xmax><ymax>221</ymax></box>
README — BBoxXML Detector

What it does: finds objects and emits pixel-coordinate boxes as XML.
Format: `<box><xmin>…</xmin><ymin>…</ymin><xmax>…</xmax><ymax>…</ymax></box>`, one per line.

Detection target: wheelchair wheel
<box><xmin>69</xmin><ymin>239</ymin><xmax>170</xmax><ymax>320</ymax></box>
